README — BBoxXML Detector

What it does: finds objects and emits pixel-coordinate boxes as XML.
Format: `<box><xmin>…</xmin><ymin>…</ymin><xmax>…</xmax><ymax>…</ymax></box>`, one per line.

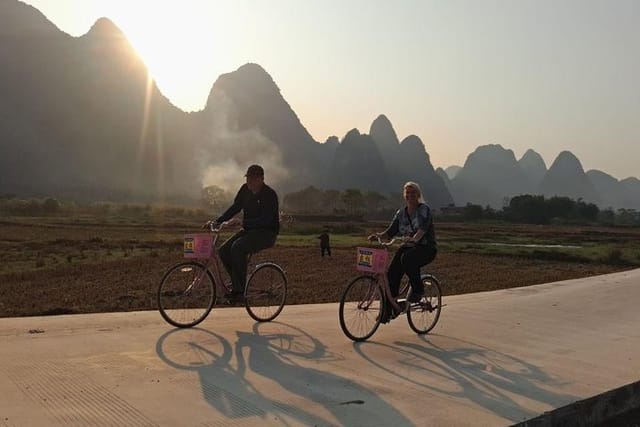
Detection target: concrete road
<box><xmin>1</xmin><ymin>269</ymin><xmax>639</xmax><ymax>426</ymax></box>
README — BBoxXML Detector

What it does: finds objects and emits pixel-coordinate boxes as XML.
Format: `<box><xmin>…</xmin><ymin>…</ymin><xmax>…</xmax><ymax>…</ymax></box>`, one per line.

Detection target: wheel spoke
<box><xmin>407</xmin><ymin>275</ymin><xmax>442</xmax><ymax>334</ymax></box>
<box><xmin>158</xmin><ymin>262</ymin><xmax>215</xmax><ymax>328</ymax></box>
<box><xmin>245</xmin><ymin>264</ymin><xmax>287</xmax><ymax>322</ymax></box>
<box><xmin>339</xmin><ymin>276</ymin><xmax>382</xmax><ymax>342</ymax></box>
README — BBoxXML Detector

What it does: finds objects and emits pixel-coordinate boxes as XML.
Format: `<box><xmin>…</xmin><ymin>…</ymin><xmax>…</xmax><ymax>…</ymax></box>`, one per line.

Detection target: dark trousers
<box><xmin>218</xmin><ymin>229</ymin><xmax>277</xmax><ymax>293</ymax></box>
<box><xmin>321</xmin><ymin>246</ymin><xmax>331</xmax><ymax>257</ymax></box>
<box><xmin>387</xmin><ymin>245</ymin><xmax>437</xmax><ymax>298</ymax></box>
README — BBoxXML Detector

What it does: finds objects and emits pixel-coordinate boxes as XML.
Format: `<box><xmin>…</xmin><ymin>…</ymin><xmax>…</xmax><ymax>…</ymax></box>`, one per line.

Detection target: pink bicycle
<box><xmin>157</xmin><ymin>222</ymin><xmax>287</xmax><ymax>328</ymax></box>
<box><xmin>339</xmin><ymin>237</ymin><xmax>442</xmax><ymax>342</ymax></box>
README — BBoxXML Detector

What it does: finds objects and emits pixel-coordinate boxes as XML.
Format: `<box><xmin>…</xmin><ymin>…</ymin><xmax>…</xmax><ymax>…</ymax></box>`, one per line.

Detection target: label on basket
<box><xmin>356</xmin><ymin>247</ymin><xmax>388</xmax><ymax>273</ymax></box>
<box><xmin>184</xmin><ymin>233</ymin><xmax>213</xmax><ymax>258</ymax></box>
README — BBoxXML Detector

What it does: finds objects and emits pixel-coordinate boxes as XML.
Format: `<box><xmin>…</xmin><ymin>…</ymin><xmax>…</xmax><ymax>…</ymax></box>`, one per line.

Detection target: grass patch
<box><xmin>0</xmin><ymin>216</ymin><xmax>638</xmax><ymax>317</ymax></box>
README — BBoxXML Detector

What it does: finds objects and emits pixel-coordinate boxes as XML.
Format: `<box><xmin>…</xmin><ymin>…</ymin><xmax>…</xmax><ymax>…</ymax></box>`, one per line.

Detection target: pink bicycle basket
<box><xmin>356</xmin><ymin>247</ymin><xmax>389</xmax><ymax>273</ymax></box>
<box><xmin>184</xmin><ymin>234</ymin><xmax>214</xmax><ymax>259</ymax></box>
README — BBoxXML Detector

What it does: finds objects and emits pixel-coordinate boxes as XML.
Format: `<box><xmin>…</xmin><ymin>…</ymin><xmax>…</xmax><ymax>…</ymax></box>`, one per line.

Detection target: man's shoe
<box><xmin>407</xmin><ymin>291</ymin><xmax>423</xmax><ymax>304</ymax></box>
<box><xmin>379</xmin><ymin>307</ymin><xmax>391</xmax><ymax>324</ymax></box>
<box><xmin>391</xmin><ymin>301</ymin><xmax>407</xmax><ymax>319</ymax></box>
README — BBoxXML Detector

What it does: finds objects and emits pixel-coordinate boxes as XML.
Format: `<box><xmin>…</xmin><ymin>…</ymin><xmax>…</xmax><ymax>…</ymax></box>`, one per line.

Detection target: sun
<box><xmin>100</xmin><ymin>1</ymin><xmax>233</xmax><ymax>111</ymax></box>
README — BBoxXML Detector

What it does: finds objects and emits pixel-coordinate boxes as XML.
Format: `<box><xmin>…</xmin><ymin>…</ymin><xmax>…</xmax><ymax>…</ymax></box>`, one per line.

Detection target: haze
<box><xmin>22</xmin><ymin>0</ymin><xmax>640</xmax><ymax>179</ymax></box>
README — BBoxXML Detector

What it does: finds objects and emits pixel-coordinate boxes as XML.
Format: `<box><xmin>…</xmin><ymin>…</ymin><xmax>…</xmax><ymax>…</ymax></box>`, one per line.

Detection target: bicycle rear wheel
<box><xmin>244</xmin><ymin>263</ymin><xmax>287</xmax><ymax>322</ymax></box>
<box><xmin>339</xmin><ymin>275</ymin><xmax>383</xmax><ymax>342</ymax></box>
<box><xmin>158</xmin><ymin>261</ymin><xmax>216</xmax><ymax>328</ymax></box>
<box><xmin>407</xmin><ymin>274</ymin><xmax>442</xmax><ymax>334</ymax></box>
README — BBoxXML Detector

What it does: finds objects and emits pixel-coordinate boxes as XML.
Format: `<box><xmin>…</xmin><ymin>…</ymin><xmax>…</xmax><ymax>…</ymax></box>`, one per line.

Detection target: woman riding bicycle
<box><xmin>368</xmin><ymin>181</ymin><xmax>437</xmax><ymax>318</ymax></box>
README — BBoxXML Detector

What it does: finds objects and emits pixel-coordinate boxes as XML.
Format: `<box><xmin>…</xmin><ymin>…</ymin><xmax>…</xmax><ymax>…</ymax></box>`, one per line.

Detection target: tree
<box><xmin>201</xmin><ymin>185</ymin><xmax>233</xmax><ymax>214</ymax></box>
<box><xmin>506</xmin><ymin>195</ymin><xmax>548</xmax><ymax>224</ymax></box>
<box><xmin>322</xmin><ymin>190</ymin><xmax>342</xmax><ymax>213</ymax></box>
<box><xmin>341</xmin><ymin>189</ymin><xmax>364</xmax><ymax>215</ymax></box>
<box><xmin>576</xmin><ymin>201</ymin><xmax>599</xmax><ymax>222</ymax></box>
<box><xmin>363</xmin><ymin>191</ymin><xmax>386</xmax><ymax>212</ymax></box>
<box><xmin>463</xmin><ymin>203</ymin><xmax>483</xmax><ymax>221</ymax></box>
<box><xmin>598</xmin><ymin>208</ymin><xmax>615</xmax><ymax>226</ymax></box>
<box><xmin>283</xmin><ymin>186</ymin><xmax>324</xmax><ymax>213</ymax></box>
<box><xmin>548</xmin><ymin>196</ymin><xmax>574</xmax><ymax>220</ymax></box>
<box><xmin>42</xmin><ymin>197</ymin><xmax>60</xmax><ymax>213</ymax></box>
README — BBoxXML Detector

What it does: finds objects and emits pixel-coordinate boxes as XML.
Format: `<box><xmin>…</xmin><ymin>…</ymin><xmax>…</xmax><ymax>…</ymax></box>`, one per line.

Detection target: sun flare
<box><xmin>97</xmin><ymin>1</ymin><xmax>233</xmax><ymax>111</ymax></box>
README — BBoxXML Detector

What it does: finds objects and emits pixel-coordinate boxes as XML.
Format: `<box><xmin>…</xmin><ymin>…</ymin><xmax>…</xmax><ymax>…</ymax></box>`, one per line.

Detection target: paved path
<box><xmin>1</xmin><ymin>269</ymin><xmax>639</xmax><ymax>426</ymax></box>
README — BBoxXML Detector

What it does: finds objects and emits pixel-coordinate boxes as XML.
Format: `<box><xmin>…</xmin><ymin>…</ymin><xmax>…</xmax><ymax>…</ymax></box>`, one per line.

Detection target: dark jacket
<box><xmin>318</xmin><ymin>232</ymin><xmax>330</xmax><ymax>248</ymax></box>
<box><xmin>216</xmin><ymin>184</ymin><xmax>280</xmax><ymax>233</ymax></box>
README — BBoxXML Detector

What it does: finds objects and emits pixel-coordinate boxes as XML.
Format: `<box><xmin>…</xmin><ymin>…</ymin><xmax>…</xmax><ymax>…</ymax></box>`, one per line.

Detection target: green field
<box><xmin>0</xmin><ymin>212</ymin><xmax>638</xmax><ymax>318</ymax></box>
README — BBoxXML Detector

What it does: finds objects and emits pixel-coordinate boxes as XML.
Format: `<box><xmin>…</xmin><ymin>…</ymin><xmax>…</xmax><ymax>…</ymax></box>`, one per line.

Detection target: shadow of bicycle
<box><xmin>353</xmin><ymin>334</ymin><xmax>578</xmax><ymax>423</ymax></box>
<box><xmin>156</xmin><ymin>322</ymin><xmax>415</xmax><ymax>426</ymax></box>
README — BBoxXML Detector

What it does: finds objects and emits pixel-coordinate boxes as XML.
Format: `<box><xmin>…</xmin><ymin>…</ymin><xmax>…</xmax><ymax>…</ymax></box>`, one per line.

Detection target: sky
<box><xmin>22</xmin><ymin>0</ymin><xmax>640</xmax><ymax>179</ymax></box>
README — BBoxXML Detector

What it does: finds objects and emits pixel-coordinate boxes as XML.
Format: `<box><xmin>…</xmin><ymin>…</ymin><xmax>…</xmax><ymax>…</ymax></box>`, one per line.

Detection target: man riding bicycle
<box><xmin>209</xmin><ymin>164</ymin><xmax>280</xmax><ymax>301</ymax></box>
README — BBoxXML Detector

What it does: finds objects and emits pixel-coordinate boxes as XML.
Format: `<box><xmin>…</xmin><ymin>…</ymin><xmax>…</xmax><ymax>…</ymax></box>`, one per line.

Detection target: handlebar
<box><xmin>202</xmin><ymin>220</ymin><xmax>233</xmax><ymax>233</ymax></box>
<box><xmin>369</xmin><ymin>235</ymin><xmax>413</xmax><ymax>247</ymax></box>
<box><xmin>204</xmin><ymin>211</ymin><xmax>294</xmax><ymax>232</ymax></box>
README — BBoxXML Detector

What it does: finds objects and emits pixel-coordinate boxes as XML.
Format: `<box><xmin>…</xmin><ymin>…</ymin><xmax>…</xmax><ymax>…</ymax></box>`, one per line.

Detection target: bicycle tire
<box><xmin>406</xmin><ymin>274</ymin><xmax>442</xmax><ymax>334</ymax></box>
<box><xmin>244</xmin><ymin>263</ymin><xmax>287</xmax><ymax>322</ymax></box>
<box><xmin>339</xmin><ymin>275</ymin><xmax>383</xmax><ymax>342</ymax></box>
<box><xmin>158</xmin><ymin>261</ymin><xmax>216</xmax><ymax>328</ymax></box>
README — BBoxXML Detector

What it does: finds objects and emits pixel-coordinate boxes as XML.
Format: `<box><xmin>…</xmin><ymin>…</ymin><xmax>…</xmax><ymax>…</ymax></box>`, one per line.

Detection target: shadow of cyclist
<box><xmin>353</xmin><ymin>334</ymin><xmax>578</xmax><ymax>423</ymax></box>
<box><xmin>156</xmin><ymin>328</ymin><xmax>278</xmax><ymax>423</ymax></box>
<box><xmin>157</xmin><ymin>326</ymin><xmax>399</xmax><ymax>426</ymax></box>
<box><xmin>234</xmin><ymin>321</ymin><xmax>414</xmax><ymax>427</ymax></box>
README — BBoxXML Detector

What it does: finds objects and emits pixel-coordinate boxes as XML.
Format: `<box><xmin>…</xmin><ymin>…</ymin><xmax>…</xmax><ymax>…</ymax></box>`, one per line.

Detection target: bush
<box><xmin>43</xmin><ymin>198</ymin><xmax>60</xmax><ymax>213</ymax></box>
<box><xmin>603</xmin><ymin>249</ymin><xmax>624</xmax><ymax>265</ymax></box>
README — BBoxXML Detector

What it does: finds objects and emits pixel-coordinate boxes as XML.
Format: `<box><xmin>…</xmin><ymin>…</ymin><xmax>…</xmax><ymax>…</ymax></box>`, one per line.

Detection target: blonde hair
<box><xmin>403</xmin><ymin>181</ymin><xmax>425</xmax><ymax>203</ymax></box>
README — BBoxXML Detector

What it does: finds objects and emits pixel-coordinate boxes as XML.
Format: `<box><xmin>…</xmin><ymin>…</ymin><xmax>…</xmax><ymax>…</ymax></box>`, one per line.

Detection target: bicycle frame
<box><xmin>361</xmin><ymin>237</ymin><xmax>410</xmax><ymax>314</ymax></box>
<box><xmin>186</xmin><ymin>224</ymin><xmax>233</xmax><ymax>297</ymax></box>
<box><xmin>192</xmin><ymin>223</ymin><xmax>261</xmax><ymax>296</ymax></box>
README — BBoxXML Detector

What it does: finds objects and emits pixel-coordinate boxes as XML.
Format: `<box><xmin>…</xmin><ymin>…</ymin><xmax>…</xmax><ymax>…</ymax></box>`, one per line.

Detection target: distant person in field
<box><xmin>368</xmin><ymin>181</ymin><xmax>437</xmax><ymax>319</ymax></box>
<box><xmin>209</xmin><ymin>164</ymin><xmax>279</xmax><ymax>301</ymax></box>
<box><xmin>317</xmin><ymin>228</ymin><xmax>331</xmax><ymax>257</ymax></box>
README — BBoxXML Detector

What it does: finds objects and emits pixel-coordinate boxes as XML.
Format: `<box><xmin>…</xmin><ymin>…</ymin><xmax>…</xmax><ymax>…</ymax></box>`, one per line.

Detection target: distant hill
<box><xmin>445</xmin><ymin>146</ymin><xmax>639</xmax><ymax>210</ymax></box>
<box><xmin>539</xmin><ymin>151</ymin><xmax>599</xmax><ymax>204</ymax></box>
<box><xmin>619</xmin><ymin>177</ymin><xmax>640</xmax><ymax>210</ymax></box>
<box><xmin>1</xmin><ymin>0</ymin><xmax>636</xmax><ymax>211</ymax></box>
<box><xmin>518</xmin><ymin>149</ymin><xmax>547</xmax><ymax>189</ymax></box>
<box><xmin>586</xmin><ymin>170</ymin><xmax>628</xmax><ymax>209</ymax></box>
<box><xmin>450</xmin><ymin>144</ymin><xmax>532</xmax><ymax>208</ymax></box>
<box><xmin>444</xmin><ymin>165</ymin><xmax>462</xmax><ymax>179</ymax></box>
<box><xmin>329</xmin><ymin>129</ymin><xmax>389</xmax><ymax>192</ymax></box>
<box><xmin>368</xmin><ymin>115</ymin><xmax>452</xmax><ymax>208</ymax></box>
<box><xmin>435</xmin><ymin>168</ymin><xmax>453</xmax><ymax>196</ymax></box>
<box><xmin>0</xmin><ymin>2</ymin><xmax>197</xmax><ymax>201</ymax></box>
<box><xmin>0</xmin><ymin>1</ymin><xmax>454</xmax><ymax>206</ymax></box>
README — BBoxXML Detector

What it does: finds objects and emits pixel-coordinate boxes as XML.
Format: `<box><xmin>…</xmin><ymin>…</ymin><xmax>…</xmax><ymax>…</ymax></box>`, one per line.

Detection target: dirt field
<box><xmin>0</xmin><ymin>244</ymin><xmax>627</xmax><ymax>318</ymax></box>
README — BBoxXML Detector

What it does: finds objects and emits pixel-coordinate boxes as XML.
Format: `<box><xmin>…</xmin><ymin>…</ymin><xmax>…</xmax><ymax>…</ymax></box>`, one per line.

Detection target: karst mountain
<box><xmin>1</xmin><ymin>0</ymin><xmax>637</xmax><ymax>210</ymax></box>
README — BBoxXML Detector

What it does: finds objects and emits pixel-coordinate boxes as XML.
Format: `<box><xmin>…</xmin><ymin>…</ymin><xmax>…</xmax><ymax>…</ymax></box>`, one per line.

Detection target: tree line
<box><xmin>3</xmin><ymin>188</ymin><xmax>639</xmax><ymax>227</ymax></box>
<box><xmin>445</xmin><ymin>195</ymin><xmax>640</xmax><ymax>226</ymax></box>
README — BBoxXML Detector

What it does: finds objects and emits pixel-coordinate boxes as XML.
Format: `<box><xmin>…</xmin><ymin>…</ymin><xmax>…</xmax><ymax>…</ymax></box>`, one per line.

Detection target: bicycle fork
<box><xmin>358</xmin><ymin>281</ymin><xmax>379</xmax><ymax>311</ymax></box>
<box><xmin>184</xmin><ymin>267</ymin><xmax>207</xmax><ymax>295</ymax></box>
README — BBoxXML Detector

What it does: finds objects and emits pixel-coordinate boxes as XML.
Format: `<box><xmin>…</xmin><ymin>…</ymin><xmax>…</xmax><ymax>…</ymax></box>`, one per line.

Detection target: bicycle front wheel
<box><xmin>407</xmin><ymin>274</ymin><xmax>442</xmax><ymax>334</ymax></box>
<box><xmin>158</xmin><ymin>261</ymin><xmax>216</xmax><ymax>328</ymax></box>
<box><xmin>339</xmin><ymin>275</ymin><xmax>383</xmax><ymax>342</ymax></box>
<box><xmin>244</xmin><ymin>263</ymin><xmax>287</xmax><ymax>322</ymax></box>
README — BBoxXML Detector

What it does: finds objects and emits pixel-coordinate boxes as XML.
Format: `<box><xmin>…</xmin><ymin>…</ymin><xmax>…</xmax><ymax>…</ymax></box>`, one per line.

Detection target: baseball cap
<box><xmin>244</xmin><ymin>164</ymin><xmax>264</xmax><ymax>177</ymax></box>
